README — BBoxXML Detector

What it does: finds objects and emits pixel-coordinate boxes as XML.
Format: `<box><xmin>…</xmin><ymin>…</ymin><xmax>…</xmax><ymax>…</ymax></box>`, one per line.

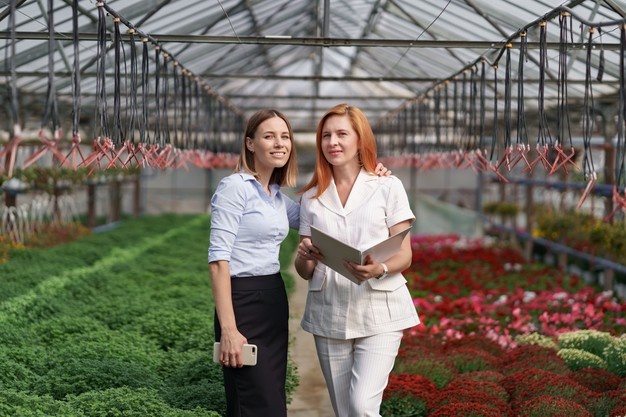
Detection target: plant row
<box><xmin>381</xmin><ymin>234</ymin><xmax>626</xmax><ymax>417</ymax></box>
<box><xmin>0</xmin><ymin>214</ymin><xmax>298</xmax><ymax>416</ymax></box>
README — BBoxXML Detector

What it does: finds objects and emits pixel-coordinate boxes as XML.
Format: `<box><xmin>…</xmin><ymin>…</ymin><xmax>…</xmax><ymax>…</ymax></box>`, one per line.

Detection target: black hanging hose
<box><xmin>112</xmin><ymin>16</ymin><xmax>123</xmax><ymax>144</ymax></box>
<box><xmin>557</xmin><ymin>11</ymin><xmax>573</xmax><ymax>147</ymax></box>
<box><xmin>582</xmin><ymin>26</ymin><xmax>597</xmax><ymax>180</ymax></box>
<box><xmin>490</xmin><ymin>64</ymin><xmax>499</xmax><ymax>161</ymax></box>
<box><xmin>128</xmin><ymin>29</ymin><xmax>138</xmax><ymax>144</ymax></box>
<box><xmin>503</xmin><ymin>43</ymin><xmax>512</xmax><ymax>151</ymax></box>
<box><xmin>537</xmin><ymin>21</ymin><xmax>552</xmax><ymax>147</ymax></box>
<box><xmin>41</xmin><ymin>0</ymin><xmax>60</xmax><ymax>136</ymax></box>
<box><xmin>140</xmin><ymin>37</ymin><xmax>150</xmax><ymax>144</ymax></box>
<box><xmin>616</xmin><ymin>26</ymin><xmax>626</xmax><ymax>189</ymax></box>
<box><xmin>71</xmin><ymin>0</ymin><xmax>81</xmax><ymax>139</ymax></box>
<box><xmin>95</xmin><ymin>2</ymin><xmax>110</xmax><ymax>139</ymax></box>
<box><xmin>516</xmin><ymin>32</ymin><xmax>528</xmax><ymax>146</ymax></box>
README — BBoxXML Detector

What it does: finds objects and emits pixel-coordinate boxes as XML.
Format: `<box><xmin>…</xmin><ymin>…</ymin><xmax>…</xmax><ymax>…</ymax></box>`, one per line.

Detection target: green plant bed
<box><xmin>0</xmin><ymin>214</ymin><xmax>298</xmax><ymax>416</ymax></box>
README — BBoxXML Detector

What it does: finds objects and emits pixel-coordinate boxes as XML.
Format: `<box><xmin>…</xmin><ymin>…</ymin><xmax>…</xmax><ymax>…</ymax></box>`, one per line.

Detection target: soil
<box><xmin>287</xmin><ymin>263</ymin><xmax>335</xmax><ymax>417</ymax></box>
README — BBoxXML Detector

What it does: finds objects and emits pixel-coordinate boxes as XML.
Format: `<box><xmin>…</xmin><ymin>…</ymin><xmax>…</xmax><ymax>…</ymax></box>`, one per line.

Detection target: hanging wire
<box><xmin>616</xmin><ymin>25</ymin><xmax>626</xmax><ymax>189</ymax></box>
<box><xmin>40</xmin><ymin>0</ymin><xmax>60</xmax><ymax>137</ymax></box>
<box><xmin>460</xmin><ymin>70</ymin><xmax>468</xmax><ymax>147</ymax></box>
<box><xmin>556</xmin><ymin>11</ymin><xmax>573</xmax><ymax>147</ymax></box>
<box><xmin>434</xmin><ymin>86</ymin><xmax>441</xmax><ymax>145</ymax></box>
<box><xmin>161</xmin><ymin>53</ymin><xmax>171</xmax><ymax>145</ymax></box>
<box><xmin>112</xmin><ymin>17</ymin><xmax>124</xmax><ymax>144</ymax></box>
<box><xmin>193</xmin><ymin>79</ymin><xmax>200</xmax><ymax>149</ymax></box>
<box><xmin>140</xmin><ymin>37</ymin><xmax>150</xmax><ymax>144</ymax></box>
<box><xmin>479</xmin><ymin>61</ymin><xmax>486</xmax><ymax>150</ymax></box>
<box><xmin>468</xmin><ymin>65</ymin><xmax>478</xmax><ymax>150</ymax></box>
<box><xmin>490</xmin><ymin>64</ymin><xmax>499</xmax><ymax>161</ymax></box>
<box><xmin>172</xmin><ymin>62</ymin><xmax>180</xmax><ymax>145</ymax></box>
<box><xmin>503</xmin><ymin>43</ymin><xmax>512</xmax><ymax>150</ymax></box>
<box><xmin>582</xmin><ymin>26</ymin><xmax>597</xmax><ymax>180</ymax></box>
<box><xmin>128</xmin><ymin>29</ymin><xmax>139</xmax><ymax>144</ymax></box>
<box><xmin>537</xmin><ymin>21</ymin><xmax>552</xmax><ymax>146</ymax></box>
<box><xmin>71</xmin><ymin>0</ymin><xmax>81</xmax><ymax>139</ymax></box>
<box><xmin>516</xmin><ymin>32</ymin><xmax>528</xmax><ymax>146</ymax></box>
<box><xmin>94</xmin><ymin>2</ymin><xmax>110</xmax><ymax>139</ymax></box>
<box><xmin>153</xmin><ymin>46</ymin><xmax>161</xmax><ymax>143</ymax></box>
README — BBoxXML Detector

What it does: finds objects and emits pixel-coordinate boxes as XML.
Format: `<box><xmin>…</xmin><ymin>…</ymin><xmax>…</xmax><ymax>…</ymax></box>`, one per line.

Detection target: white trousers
<box><xmin>313</xmin><ymin>331</ymin><xmax>403</xmax><ymax>417</ymax></box>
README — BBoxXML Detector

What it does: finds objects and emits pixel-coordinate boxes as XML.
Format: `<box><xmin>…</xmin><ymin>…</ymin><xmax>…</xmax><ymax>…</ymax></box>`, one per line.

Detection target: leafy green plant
<box><xmin>0</xmin><ymin>214</ymin><xmax>298</xmax><ymax>415</ymax></box>
<box><xmin>557</xmin><ymin>348</ymin><xmax>607</xmax><ymax>372</ymax></box>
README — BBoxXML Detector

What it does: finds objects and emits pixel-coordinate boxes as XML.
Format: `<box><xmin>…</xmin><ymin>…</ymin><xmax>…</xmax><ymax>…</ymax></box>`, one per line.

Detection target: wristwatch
<box><xmin>375</xmin><ymin>263</ymin><xmax>388</xmax><ymax>280</ymax></box>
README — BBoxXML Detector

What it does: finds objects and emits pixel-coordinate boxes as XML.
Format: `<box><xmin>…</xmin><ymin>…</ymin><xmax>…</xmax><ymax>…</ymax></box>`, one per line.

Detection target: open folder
<box><xmin>310</xmin><ymin>225</ymin><xmax>411</xmax><ymax>285</ymax></box>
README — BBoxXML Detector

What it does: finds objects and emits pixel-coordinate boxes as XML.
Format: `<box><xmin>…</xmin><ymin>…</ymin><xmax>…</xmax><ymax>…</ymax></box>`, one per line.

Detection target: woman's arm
<box><xmin>209</xmin><ymin>260</ymin><xmax>247</xmax><ymax>367</ymax></box>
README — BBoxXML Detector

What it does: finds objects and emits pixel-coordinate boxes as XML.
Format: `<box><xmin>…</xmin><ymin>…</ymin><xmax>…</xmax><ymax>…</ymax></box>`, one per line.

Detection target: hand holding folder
<box><xmin>310</xmin><ymin>226</ymin><xmax>411</xmax><ymax>285</ymax></box>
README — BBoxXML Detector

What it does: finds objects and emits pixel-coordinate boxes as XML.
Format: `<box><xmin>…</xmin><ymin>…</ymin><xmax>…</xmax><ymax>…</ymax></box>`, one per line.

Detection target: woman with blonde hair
<box><xmin>209</xmin><ymin>109</ymin><xmax>298</xmax><ymax>417</ymax></box>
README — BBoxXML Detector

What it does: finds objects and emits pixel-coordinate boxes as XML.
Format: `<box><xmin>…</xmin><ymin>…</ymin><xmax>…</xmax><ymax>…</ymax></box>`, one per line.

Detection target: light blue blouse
<box><xmin>208</xmin><ymin>172</ymin><xmax>299</xmax><ymax>277</ymax></box>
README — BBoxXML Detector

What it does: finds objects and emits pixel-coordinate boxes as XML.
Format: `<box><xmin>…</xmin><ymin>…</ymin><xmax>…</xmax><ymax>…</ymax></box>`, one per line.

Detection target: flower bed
<box><xmin>382</xmin><ymin>234</ymin><xmax>626</xmax><ymax>417</ymax></box>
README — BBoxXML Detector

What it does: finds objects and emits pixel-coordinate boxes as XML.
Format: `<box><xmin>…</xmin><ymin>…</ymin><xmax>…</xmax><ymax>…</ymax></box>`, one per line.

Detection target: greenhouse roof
<box><xmin>1</xmin><ymin>0</ymin><xmax>626</xmax><ymax>137</ymax></box>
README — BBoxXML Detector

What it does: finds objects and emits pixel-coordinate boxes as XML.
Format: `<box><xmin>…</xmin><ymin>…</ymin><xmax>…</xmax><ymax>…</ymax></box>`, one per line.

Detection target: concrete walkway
<box><xmin>287</xmin><ymin>264</ymin><xmax>335</xmax><ymax>417</ymax></box>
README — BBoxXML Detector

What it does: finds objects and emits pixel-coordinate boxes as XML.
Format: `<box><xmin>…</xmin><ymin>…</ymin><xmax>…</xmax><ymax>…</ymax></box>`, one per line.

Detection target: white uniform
<box><xmin>299</xmin><ymin>169</ymin><xmax>420</xmax><ymax>417</ymax></box>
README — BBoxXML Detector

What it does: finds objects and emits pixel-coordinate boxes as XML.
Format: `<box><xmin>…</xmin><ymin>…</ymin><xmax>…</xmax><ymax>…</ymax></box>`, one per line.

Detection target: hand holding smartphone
<box><xmin>213</xmin><ymin>342</ymin><xmax>258</xmax><ymax>366</ymax></box>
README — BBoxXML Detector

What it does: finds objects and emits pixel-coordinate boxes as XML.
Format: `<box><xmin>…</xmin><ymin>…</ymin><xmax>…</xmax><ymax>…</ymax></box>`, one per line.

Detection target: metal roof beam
<box><xmin>1</xmin><ymin>32</ymin><xmax>619</xmax><ymax>50</ymax></box>
<box><xmin>1</xmin><ymin>70</ymin><xmax>618</xmax><ymax>85</ymax></box>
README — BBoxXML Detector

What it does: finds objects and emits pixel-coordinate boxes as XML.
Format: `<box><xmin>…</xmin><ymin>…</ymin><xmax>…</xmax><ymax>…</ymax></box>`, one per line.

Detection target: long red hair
<box><xmin>299</xmin><ymin>104</ymin><xmax>378</xmax><ymax>198</ymax></box>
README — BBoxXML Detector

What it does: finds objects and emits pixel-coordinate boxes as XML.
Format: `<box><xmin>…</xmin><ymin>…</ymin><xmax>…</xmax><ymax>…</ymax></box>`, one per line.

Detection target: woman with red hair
<box><xmin>294</xmin><ymin>103</ymin><xmax>420</xmax><ymax>417</ymax></box>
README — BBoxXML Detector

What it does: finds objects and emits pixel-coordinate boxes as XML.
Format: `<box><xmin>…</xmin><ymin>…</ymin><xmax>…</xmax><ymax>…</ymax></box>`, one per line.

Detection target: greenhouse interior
<box><xmin>1</xmin><ymin>1</ymin><xmax>626</xmax><ymax>416</ymax></box>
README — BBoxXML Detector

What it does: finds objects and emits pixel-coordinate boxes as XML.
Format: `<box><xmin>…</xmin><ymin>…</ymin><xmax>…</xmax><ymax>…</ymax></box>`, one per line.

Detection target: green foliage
<box><xmin>0</xmin><ymin>389</ymin><xmax>84</xmax><ymax>417</ymax></box>
<box><xmin>557</xmin><ymin>330</ymin><xmax>616</xmax><ymax>358</ymax></box>
<box><xmin>534</xmin><ymin>208</ymin><xmax>626</xmax><ymax>264</ymax></box>
<box><xmin>381</xmin><ymin>393</ymin><xmax>429</xmax><ymax>417</ymax></box>
<box><xmin>556</xmin><ymin>330</ymin><xmax>626</xmax><ymax>375</ymax></box>
<box><xmin>394</xmin><ymin>357</ymin><xmax>456</xmax><ymax>389</ymax></box>
<box><xmin>557</xmin><ymin>348</ymin><xmax>607</xmax><ymax>372</ymax></box>
<box><xmin>38</xmin><ymin>358</ymin><xmax>163</xmax><ymax>400</ymax></box>
<box><xmin>66</xmin><ymin>387</ymin><xmax>219</xmax><ymax>417</ymax></box>
<box><xmin>515</xmin><ymin>333</ymin><xmax>557</xmax><ymax>349</ymax></box>
<box><xmin>603</xmin><ymin>337</ymin><xmax>626</xmax><ymax>377</ymax></box>
<box><xmin>482</xmin><ymin>201</ymin><xmax>520</xmax><ymax>217</ymax></box>
<box><xmin>0</xmin><ymin>214</ymin><xmax>299</xmax><ymax>415</ymax></box>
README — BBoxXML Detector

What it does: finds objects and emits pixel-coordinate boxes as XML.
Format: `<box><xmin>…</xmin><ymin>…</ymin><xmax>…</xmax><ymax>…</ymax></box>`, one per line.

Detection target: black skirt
<box><xmin>214</xmin><ymin>272</ymin><xmax>289</xmax><ymax>417</ymax></box>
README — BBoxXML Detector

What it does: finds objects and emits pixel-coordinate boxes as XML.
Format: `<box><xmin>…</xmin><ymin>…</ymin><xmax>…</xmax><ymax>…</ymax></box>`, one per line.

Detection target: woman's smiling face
<box><xmin>247</xmin><ymin>116</ymin><xmax>292</xmax><ymax>172</ymax></box>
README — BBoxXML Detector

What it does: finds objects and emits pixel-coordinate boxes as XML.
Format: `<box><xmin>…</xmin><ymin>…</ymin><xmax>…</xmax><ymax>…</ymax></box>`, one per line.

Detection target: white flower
<box><xmin>523</xmin><ymin>291</ymin><xmax>537</xmax><ymax>302</ymax></box>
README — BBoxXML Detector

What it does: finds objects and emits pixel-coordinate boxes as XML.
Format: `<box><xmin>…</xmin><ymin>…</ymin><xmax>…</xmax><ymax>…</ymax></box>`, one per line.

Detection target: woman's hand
<box><xmin>297</xmin><ymin>238</ymin><xmax>321</xmax><ymax>261</ymax></box>
<box><xmin>375</xmin><ymin>162</ymin><xmax>392</xmax><ymax>176</ymax></box>
<box><xmin>218</xmin><ymin>331</ymin><xmax>248</xmax><ymax>368</ymax></box>
<box><xmin>343</xmin><ymin>254</ymin><xmax>385</xmax><ymax>282</ymax></box>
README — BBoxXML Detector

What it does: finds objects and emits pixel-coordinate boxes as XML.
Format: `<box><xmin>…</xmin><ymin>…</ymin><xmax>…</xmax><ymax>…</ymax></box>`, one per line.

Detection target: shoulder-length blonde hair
<box><xmin>299</xmin><ymin>103</ymin><xmax>378</xmax><ymax>198</ymax></box>
<box><xmin>235</xmin><ymin>109</ymin><xmax>298</xmax><ymax>187</ymax></box>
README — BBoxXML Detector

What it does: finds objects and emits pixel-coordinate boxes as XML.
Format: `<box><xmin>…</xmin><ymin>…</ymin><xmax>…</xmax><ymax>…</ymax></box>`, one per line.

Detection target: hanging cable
<box><xmin>616</xmin><ymin>25</ymin><xmax>626</xmax><ymax>189</ymax></box>
<box><xmin>537</xmin><ymin>21</ymin><xmax>552</xmax><ymax>146</ymax></box>
<box><xmin>490</xmin><ymin>65</ymin><xmax>499</xmax><ymax>161</ymax></box>
<box><xmin>94</xmin><ymin>1</ymin><xmax>110</xmax><ymax>139</ymax></box>
<box><xmin>71</xmin><ymin>0</ymin><xmax>81</xmax><ymax>140</ymax></box>
<box><xmin>140</xmin><ymin>37</ymin><xmax>150</xmax><ymax>144</ymax></box>
<box><xmin>516</xmin><ymin>32</ymin><xmax>528</xmax><ymax>146</ymax></box>
<box><xmin>153</xmin><ymin>46</ymin><xmax>161</xmax><ymax>143</ymax></box>
<box><xmin>112</xmin><ymin>16</ymin><xmax>123</xmax><ymax>144</ymax></box>
<box><xmin>582</xmin><ymin>26</ymin><xmax>597</xmax><ymax>180</ymax></box>
<box><xmin>479</xmin><ymin>61</ymin><xmax>486</xmax><ymax>150</ymax></box>
<box><xmin>557</xmin><ymin>11</ymin><xmax>573</xmax><ymax>147</ymax></box>
<box><xmin>41</xmin><ymin>0</ymin><xmax>60</xmax><ymax>138</ymax></box>
<box><xmin>128</xmin><ymin>29</ymin><xmax>139</xmax><ymax>144</ymax></box>
<box><xmin>504</xmin><ymin>43</ymin><xmax>512</xmax><ymax>150</ymax></box>
<box><xmin>161</xmin><ymin>53</ymin><xmax>171</xmax><ymax>145</ymax></box>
